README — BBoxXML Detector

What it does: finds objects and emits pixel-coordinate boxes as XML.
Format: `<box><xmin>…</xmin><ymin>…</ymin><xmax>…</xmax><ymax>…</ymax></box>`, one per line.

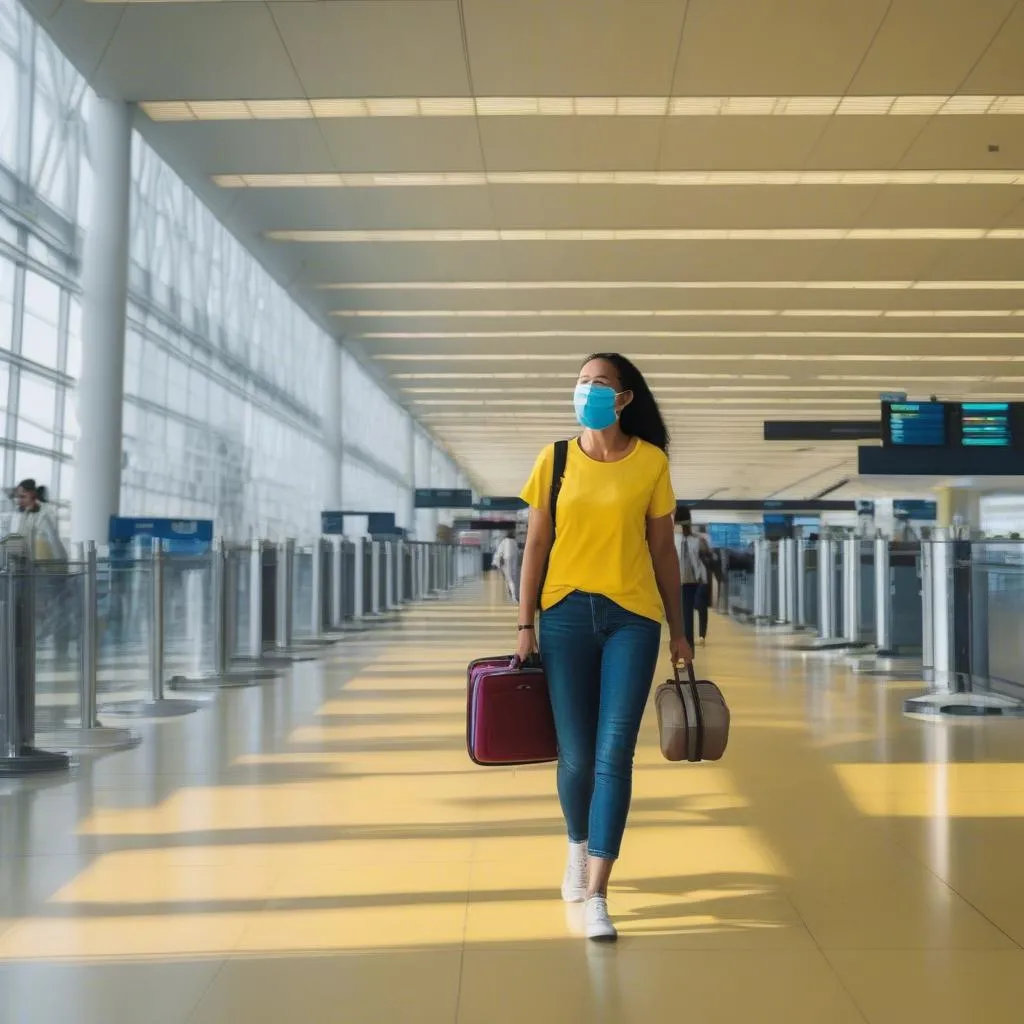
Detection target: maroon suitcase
<box><xmin>466</xmin><ymin>656</ymin><xmax>558</xmax><ymax>766</ymax></box>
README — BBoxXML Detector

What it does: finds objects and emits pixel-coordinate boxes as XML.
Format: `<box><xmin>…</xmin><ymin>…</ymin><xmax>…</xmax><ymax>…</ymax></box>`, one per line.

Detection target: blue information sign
<box><xmin>108</xmin><ymin>517</ymin><xmax>213</xmax><ymax>554</ymax></box>
<box><xmin>961</xmin><ymin>402</ymin><xmax>1012</xmax><ymax>447</ymax></box>
<box><xmin>887</xmin><ymin>402</ymin><xmax>947</xmax><ymax>446</ymax></box>
<box><xmin>893</xmin><ymin>500</ymin><xmax>937</xmax><ymax>521</ymax></box>
<box><xmin>706</xmin><ymin>523</ymin><xmax>763</xmax><ymax>549</ymax></box>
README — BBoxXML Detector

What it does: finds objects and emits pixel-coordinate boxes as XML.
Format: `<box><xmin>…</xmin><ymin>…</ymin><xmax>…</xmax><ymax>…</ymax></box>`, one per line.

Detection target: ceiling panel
<box><xmin>847</xmin><ymin>0</ymin><xmax>1017</xmax><ymax>94</ymax></box>
<box><xmin>270</xmin><ymin>1</ymin><xmax>471</xmax><ymax>97</ymax></box>
<box><xmin>478</xmin><ymin>120</ymin><xmax>663</xmax><ymax>171</ymax></box>
<box><xmin>142</xmin><ymin>121</ymin><xmax>338</xmax><ymax>176</ymax></box>
<box><xmin>93</xmin><ymin>6</ymin><xmax>304</xmax><ymax>99</ymax></box>
<box><xmin>852</xmin><ymin>186</ymin><xmax>1024</xmax><ymax>228</ymax></box>
<box><xmin>962</xmin><ymin>4</ymin><xmax>1024</xmax><ymax>93</ymax></box>
<box><xmin>898</xmin><ymin>118</ymin><xmax>1024</xmax><ymax>168</ymax></box>
<box><xmin>231</xmin><ymin>189</ymin><xmax>497</xmax><ymax>232</ymax></box>
<box><xmin>657</xmin><ymin>119</ymin><xmax>827</xmax><ymax>170</ymax></box>
<box><xmin>493</xmin><ymin>239</ymin><xmax>839</xmax><ymax>281</ymax></box>
<box><xmin>672</xmin><ymin>0</ymin><xmax>890</xmax><ymax>94</ymax></box>
<box><xmin>319</xmin><ymin>120</ymin><xmax>486</xmax><ymax>173</ymax></box>
<box><xmin>28</xmin><ymin>0</ymin><xmax>124</xmax><ymax>80</ymax></box>
<box><xmin>804</xmin><ymin>119</ymin><xmax>927</xmax><ymax>170</ymax></box>
<box><xmin>463</xmin><ymin>0</ymin><xmax>688</xmax><ymax>94</ymax></box>
<box><xmin>484</xmin><ymin>185</ymin><xmax>878</xmax><ymax>230</ymax></box>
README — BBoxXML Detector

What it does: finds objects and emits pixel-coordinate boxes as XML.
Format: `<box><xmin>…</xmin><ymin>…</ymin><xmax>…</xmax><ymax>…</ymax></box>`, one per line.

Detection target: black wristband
<box><xmin>517</xmin><ymin>624</ymin><xmax>535</xmax><ymax>631</ymax></box>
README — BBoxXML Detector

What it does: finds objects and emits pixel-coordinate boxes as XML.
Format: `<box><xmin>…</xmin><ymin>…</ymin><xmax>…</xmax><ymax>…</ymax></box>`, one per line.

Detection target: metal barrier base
<box><xmin>904</xmin><ymin>690</ymin><xmax>1024</xmax><ymax>718</ymax></box>
<box><xmin>0</xmin><ymin>747</ymin><xmax>71</xmax><ymax>776</ymax></box>
<box><xmin>789</xmin><ymin>637</ymin><xmax>862</xmax><ymax>652</ymax></box>
<box><xmin>100</xmin><ymin>698</ymin><xmax>200</xmax><ymax>719</ymax></box>
<box><xmin>36</xmin><ymin>725</ymin><xmax>141</xmax><ymax>753</ymax></box>
<box><xmin>851</xmin><ymin>654</ymin><xmax>924</xmax><ymax>679</ymax></box>
<box><xmin>169</xmin><ymin>667</ymin><xmax>277</xmax><ymax>691</ymax></box>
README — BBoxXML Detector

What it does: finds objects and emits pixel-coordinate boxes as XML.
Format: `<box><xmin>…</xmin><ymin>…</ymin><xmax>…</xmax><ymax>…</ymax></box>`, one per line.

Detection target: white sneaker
<box><xmin>561</xmin><ymin>841</ymin><xmax>588</xmax><ymax>903</ymax></box>
<box><xmin>585</xmin><ymin>895</ymin><xmax>618</xmax><ymax>942</ymax></box>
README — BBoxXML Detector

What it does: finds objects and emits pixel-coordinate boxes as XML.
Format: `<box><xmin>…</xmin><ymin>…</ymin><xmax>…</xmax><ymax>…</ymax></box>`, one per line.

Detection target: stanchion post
<box><xmin>353</xmin><ymin>537</ymin><xmax>365</xmax><ymax>619</ymax></box>
<box><xmin>842</xmin><ymin>535</ymin><xmax>860</xmax><ymax>643</ymax></box>
<box><xmin>796</xmin><ymin>538</ymin><xmax>808</xmax><ymax>627</ymax></box>
<box><xmin>385</xmin><ymin>542</ymin><xmax>395</xmax><ymax>610</ymax></box>
<box><xmin>104</xmin><ymin>540</ymin><xmax>199</xmax><ymax>718</ymax></box>
<box><xmin>311</xmin><ymin>539</ymin><xmax>324</xmax><ymax>637</ymax></box>
<box><xmin>371</xmin><ymin>542</ymin><xmax>382</xmax><ymax>616</ymax></box>
<box><xmin>818</xmin><ymin>537</ymin><xmax>835</xmax><ymax>640</ymax></box>
<box><xmin>0</xmin><ymin>551</ymin><xmax>70</xmax><ymax>774</ymax></box>
<box><xmin>248</xmin><ymin>539</ymin><xmax>263</xmax><ymax>659</ymax></box>
<box><xmin>331</xmin><ymin>537</ymin><xmax>343</xmax><ymax>628</ymax></box>
<box><xmin>874</xmin><ymin>536</ymin><xmax>892</xmax><ymax>653</ymax></box>
<box><xmin>276</xmin><ymin>539</ymin><xmax>294</xmax><ymax>650</ymax></box>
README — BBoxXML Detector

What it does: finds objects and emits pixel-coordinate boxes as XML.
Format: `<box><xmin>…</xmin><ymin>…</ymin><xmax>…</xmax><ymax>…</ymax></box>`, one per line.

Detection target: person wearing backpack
<box><xmin>515</xmin><ymin>353</ymin><xmax>691</xmax><ymax>942</ymax></box>
<box><xmin>679</xmin><ymin>518</ymin><xmax>712</xmax><ymax>648</ymax></box>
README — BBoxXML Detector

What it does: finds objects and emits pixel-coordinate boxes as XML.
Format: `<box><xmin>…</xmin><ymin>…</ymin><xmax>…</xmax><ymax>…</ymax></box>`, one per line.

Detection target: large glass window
<box><xmin>0</xmin><ymin>0</ymin><xmax>451</xmax><ymax>540</ymax></box>
<box><xmin>21</xmin><ymin>270</ymin><xmax>60</xmax><ymax>369</ymax></box>
<box><xmin>0</xmin><ymin>255</ymin><xmax>14</xmax><ymax>351</ymax></box>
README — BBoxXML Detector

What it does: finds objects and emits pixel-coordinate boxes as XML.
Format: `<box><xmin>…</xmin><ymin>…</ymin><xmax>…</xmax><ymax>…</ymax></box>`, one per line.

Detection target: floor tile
<box><xmin>458</xmin><ymin>948</ymin><xmax>867</xmax><ymax>1024</ymax></box>
<box><xmin>187</xmin><ymin>951</ymin><xmax>462</xmax><ymax>1024</ymax></box>
<box><xmin>0</xmin><ymin>959</ymin><xmax>223</xmax><ymax>1024</ymax></box>
<box><xmin>827</xmin><ymin>950</ymin><xmax>1024</xmax><ymax>1024</ymax></box>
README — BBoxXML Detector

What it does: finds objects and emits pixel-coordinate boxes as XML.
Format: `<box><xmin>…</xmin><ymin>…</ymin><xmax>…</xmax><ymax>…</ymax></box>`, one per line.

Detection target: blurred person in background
<box><xmin>13</xmin><ymin>479</ymin><xmax>66</xmax><ymax>562</ymax></box>
<box><xmin>13</xmin><ymin>479</ymin><xmax>71</xmax><ymax>659</ymax></box>
<box><xmin>679</xmin><ymin>517</ymin><xmax>712</xmax><ymax>648</ymax></box>
<box><xmin>493</xmin><ymin>529</ymin><xmax>521</xmax><ymax>602</ymax></box>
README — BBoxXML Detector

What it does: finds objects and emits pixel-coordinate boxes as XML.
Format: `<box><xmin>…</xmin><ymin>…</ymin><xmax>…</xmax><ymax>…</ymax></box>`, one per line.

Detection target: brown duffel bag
<box><xmin>654</xmin><ymin>663</ymin><xmax>730</xmax><ymax>762</ymax></box>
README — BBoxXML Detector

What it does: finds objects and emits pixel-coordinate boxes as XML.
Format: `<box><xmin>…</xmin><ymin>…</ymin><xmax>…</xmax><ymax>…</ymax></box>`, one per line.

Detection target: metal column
<box><xmin>796</xmin><ymin>538</ymin><xmax>808</xmax><ymax>628</ymax></box>
<box><xmin>353</xmin><ymin>537</ymin><xmax>365</xmax><ymax>619</ymax></box>
<box><xmin>275</xmin><ymin>539</ymin><xmax>295</xmax><ymax>650</ymax></box>
<box><xmin>842</xmin><ymin>536</ymin><xmax>861</xmax><ymax>644</ymax></box>
<box><xmin>874</xmin><ymin>536</ymin><xmax>892</xmax><ymax>654</ymax></box>
<box><xmin>371</xmin><ymin>542</ymin><xmax>382</xmax><ymax>615</ymax></box>
<box><xmin>818</xmin><ymin>537</ymin><xmax>836</xmax><ymax>641</ymax></box>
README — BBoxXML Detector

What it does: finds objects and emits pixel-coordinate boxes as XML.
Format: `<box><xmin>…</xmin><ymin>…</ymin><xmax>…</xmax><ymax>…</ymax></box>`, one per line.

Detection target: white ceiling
<box><xmin>26</xmin><ymin>0</ymin><xmax>1024</xmax><ymax>498</ymax></box>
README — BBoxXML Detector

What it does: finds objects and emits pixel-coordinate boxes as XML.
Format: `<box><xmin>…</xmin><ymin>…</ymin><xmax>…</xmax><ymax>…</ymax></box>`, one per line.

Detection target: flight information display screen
<box><xmin>885</xmin><ymin>402</ymin><xmax>947</xmax><ymax>446</ymax></box>
<box><xmin>961</xmin><ymin>403</ymin><xmax>1012</xmax><ymax>447</ymax></box>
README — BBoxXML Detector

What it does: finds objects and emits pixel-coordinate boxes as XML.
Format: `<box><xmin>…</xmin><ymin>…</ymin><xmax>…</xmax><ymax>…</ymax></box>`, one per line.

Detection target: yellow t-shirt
<box><xmin>520</xmin><ymin>438</ymin><xmax>676</xmax><ymax>623</ymax></box>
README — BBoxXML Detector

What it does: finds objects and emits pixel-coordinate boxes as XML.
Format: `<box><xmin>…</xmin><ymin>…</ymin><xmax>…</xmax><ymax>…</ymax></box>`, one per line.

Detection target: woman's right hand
<box><xmin>516</xmin><ymin>626</ymin><xmax>539</xmax><ymax>664</ymax></box>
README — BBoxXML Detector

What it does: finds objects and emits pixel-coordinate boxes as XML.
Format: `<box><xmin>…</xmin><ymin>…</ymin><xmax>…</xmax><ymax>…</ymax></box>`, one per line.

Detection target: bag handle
<box><xmin>672</xmin><ymin>661</ymin><xmax>705</xmax><ymax>761</ymax></box>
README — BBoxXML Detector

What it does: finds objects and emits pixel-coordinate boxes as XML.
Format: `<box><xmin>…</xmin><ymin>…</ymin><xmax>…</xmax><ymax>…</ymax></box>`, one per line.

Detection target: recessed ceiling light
<box><xmin>212</xmin><ymin>169</ymin><xmax>1024</xmax><ymax>189</ymax></box>
<box><xmin>373</xmin><ymin>353</ymin><xmax>1024</xmax><ymax>363</ymax></box>
<box><xmin>141</xmin><ymin>94</ymin><xmax>1024</xmax><ymax>122</ymax></box>
<box><xmin>334</xmin><ymin>308</ymin><xmax>1024</xmax><ymax>321</ymax></box>
<box><xmin>267</xmin><ymin>227</ymin><xmax>995</xmax><ymax>243</ymax></box>
<box><xmin>358</xmin><ymin>329</ymin><xmax>1024</xmax><ymax>340</ymax></box>
<box><xmin>319</xmin><ymin>280</ymin><xmax>1024</xmax><ymax>292</ymax></box>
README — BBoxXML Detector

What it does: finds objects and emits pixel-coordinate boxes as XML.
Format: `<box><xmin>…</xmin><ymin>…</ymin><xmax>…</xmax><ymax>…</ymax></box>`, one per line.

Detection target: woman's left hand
<box><xmin>669</xmin><ymin>634</ymin><xmax>694</xmax><ymax>667</ymax></box>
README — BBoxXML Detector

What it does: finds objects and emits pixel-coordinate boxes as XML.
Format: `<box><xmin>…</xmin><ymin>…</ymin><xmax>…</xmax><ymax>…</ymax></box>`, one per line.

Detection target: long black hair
<box><xmin>17</xmin><ymin>478</ymin><xmax>48</xmax><ymax>502</ymax></box>
<box><xmin>584</xmin><ymin>353</ymin><xmax>669</xmax><ymax>451</ymax></box>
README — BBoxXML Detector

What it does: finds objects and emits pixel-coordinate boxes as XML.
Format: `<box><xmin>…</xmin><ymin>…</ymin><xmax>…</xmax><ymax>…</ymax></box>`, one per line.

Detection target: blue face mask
<box><xmin>574</xmin><ymin>383</ymin><xmax>620</xmax><ymax>431</ymax></box>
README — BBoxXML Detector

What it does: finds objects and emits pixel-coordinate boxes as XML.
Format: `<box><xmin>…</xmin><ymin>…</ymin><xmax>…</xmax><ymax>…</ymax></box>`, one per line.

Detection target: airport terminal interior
<box><xmin>6</xmin><ymin>0</ymin><xmax>1024</xmax><ymax>1020</ymax></box>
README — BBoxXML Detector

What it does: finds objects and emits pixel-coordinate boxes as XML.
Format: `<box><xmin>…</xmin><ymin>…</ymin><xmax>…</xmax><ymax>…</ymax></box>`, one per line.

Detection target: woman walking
<box><xmin>516</xmin><ymin>353</ymin><xmax>691</xmax><ymax>942</ymax></box>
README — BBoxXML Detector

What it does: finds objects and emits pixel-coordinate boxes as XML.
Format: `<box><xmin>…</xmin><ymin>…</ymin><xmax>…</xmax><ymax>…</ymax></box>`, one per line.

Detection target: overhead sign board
<box><xmin>415</xmin><ymin>488</ymin><xmax>474</xmax><ymax>509</ymax></box>
<box><xmin>108</xmin><ymin>517</ymin><xmax>213</xmax><ymax>555</ymax></box>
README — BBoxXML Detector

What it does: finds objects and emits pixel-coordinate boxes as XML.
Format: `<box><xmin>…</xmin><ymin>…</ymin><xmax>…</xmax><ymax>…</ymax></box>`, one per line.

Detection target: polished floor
<box><xmin>3</xmin><ymin>576</ymin><xmax>1024</xmax><ymax>1022</ymax></box>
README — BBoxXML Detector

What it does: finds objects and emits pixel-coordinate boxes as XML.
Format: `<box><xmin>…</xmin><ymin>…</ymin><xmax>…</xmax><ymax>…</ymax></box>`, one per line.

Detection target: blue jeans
<box><xmin>540</xmin><ymin>591</ymin><xmax>662</xmax><ymax>860</ymax></box>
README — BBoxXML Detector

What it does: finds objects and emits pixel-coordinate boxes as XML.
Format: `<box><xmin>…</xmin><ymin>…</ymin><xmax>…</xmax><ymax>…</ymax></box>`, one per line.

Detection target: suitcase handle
<box><xmin>511</xmin><ymin>653</ymin><xmax>543</xmax><ymax>670</ymax></box>
<box><xmin>671</xmin><ymin>662</ymin><xmax>705</xmax><ymax>761</ymax></box>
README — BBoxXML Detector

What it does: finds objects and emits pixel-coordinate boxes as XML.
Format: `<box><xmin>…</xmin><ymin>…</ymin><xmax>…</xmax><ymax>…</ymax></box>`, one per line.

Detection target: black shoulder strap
<box><xmin>549</xmin><ymin>439</ymin><xmax>569</xmax><ymax>536</ymax></box>
<box><xmin>537</xmin><ymin>440</ymin><xmax>569</xmax><ymax>611</ymax></box>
